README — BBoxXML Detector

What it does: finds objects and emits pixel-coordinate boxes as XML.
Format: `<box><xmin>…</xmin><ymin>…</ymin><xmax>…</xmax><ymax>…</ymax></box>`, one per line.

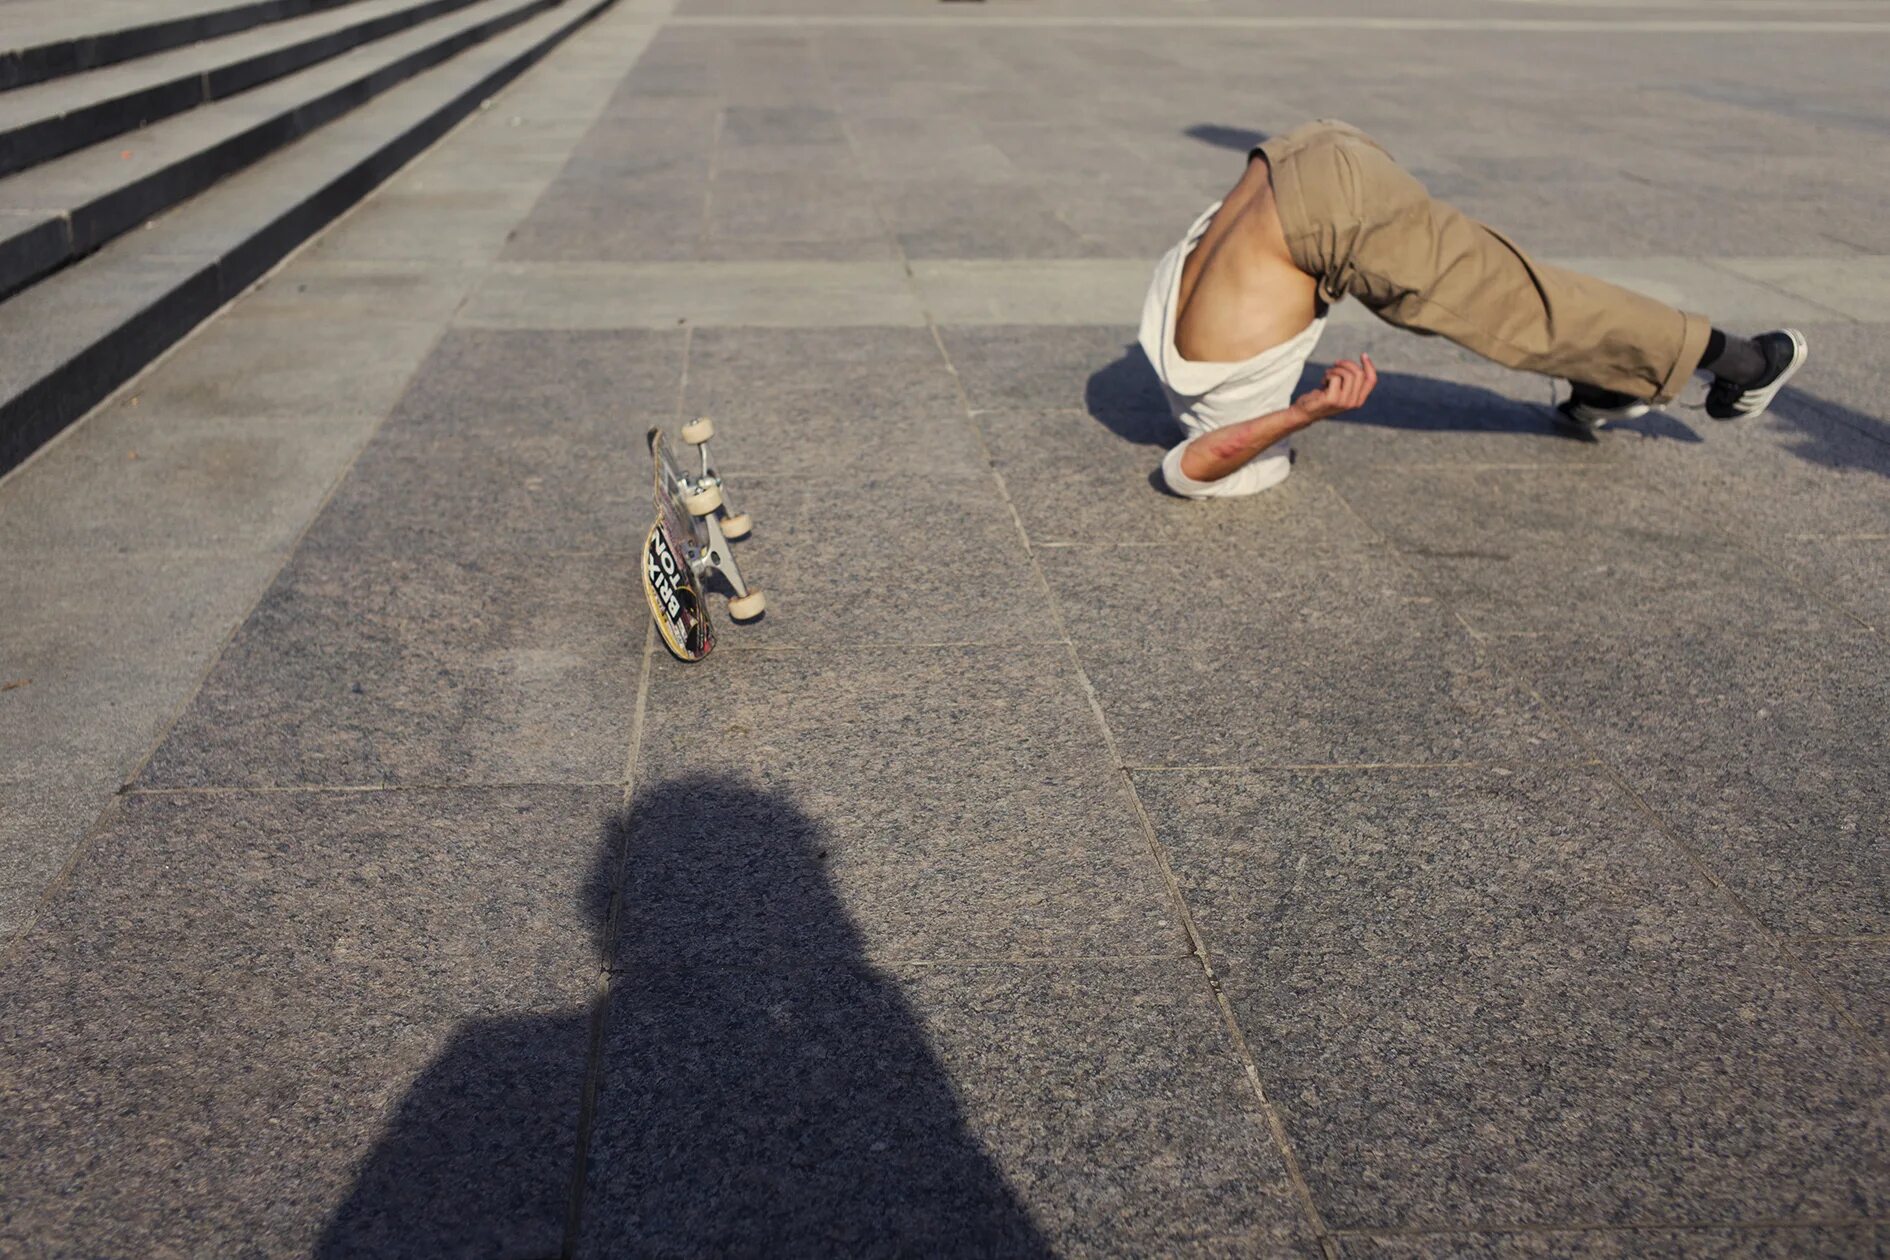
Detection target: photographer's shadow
<box><xmin>317</xmin><ymin>776</ymin><xmax>1049</xmax><ymax>1257</ymax></box>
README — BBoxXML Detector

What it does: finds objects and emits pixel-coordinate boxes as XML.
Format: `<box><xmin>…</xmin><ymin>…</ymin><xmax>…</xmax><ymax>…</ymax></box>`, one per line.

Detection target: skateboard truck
<box><xmin>674</xmin><ymin>417</ymin><xmax>763</xmax><ymax>622</ymax></box>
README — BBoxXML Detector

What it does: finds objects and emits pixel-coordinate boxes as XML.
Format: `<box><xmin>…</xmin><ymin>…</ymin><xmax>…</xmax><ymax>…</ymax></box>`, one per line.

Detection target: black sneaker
<box><xmin>1705</xmin><ymin>329</ymin><xmax>1807</xmax><ymax>420</ymax></box>
<box><xmin>1553</xmin><ymin>384</ymin><xmax>1649</xmax><ymax>439</ymax></box>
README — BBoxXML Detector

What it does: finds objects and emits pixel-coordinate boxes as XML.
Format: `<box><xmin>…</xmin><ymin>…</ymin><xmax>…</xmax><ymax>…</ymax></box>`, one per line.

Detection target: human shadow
<box><xmin>1321</xmin><ymin>362</ymin><xmax>1705</xmax><ymax>445</ymax></box>
<box><xmin>1184</xmin><ymin>124</ymin><xmax>1270</xmax><ymax>153</ymax></box>
<box><xmin>1083</xmin><ymin>342</ymin><xmax>1177</xmax><ymax>446</ymax></box>
<box><xmin>316</xmin><ymin>776</ymin><xmax>1050</xmax><ymax>1258</ymax></box>
<box><xmin>1086</xmin><ymin>341</ymin><xmax>1890</xmax><ymax>478</ymax></box>
<box><xmin>1764</xmin><ymin>385</ymin><xmax>1890</xmax><ymax>478</ymax></box>
<box><xmin>1083</xmin><ymin>342</ymin><xmax>1711</xmax><ymax>450</ymax></box>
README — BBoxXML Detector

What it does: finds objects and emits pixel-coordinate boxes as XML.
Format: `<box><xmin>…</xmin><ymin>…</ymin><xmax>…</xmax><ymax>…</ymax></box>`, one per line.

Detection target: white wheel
<box><xmin>683</xmin><ymin>483</ymin><xmax>723</xmax><ymax>515</ymax></box>
<box><xmin>680</xmin><ymin>416</ymin><xmax>714</xmax><ymax>445</ymax></box>
<box><xmin>721</xmin><ymin>512</ymin><xmax>752</xmax><ymax>540</ymax></box>
<box><xmin>728</xmin><ymin>590</ymin><xmax>766</xmax><ymax>621</ymax></box>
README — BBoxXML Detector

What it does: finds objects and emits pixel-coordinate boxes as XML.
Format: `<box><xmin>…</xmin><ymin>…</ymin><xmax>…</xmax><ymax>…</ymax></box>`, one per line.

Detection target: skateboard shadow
<box><xmin>1184</xmin><ymin>124</ymin><xmax>1270</xmax><ymax>153</ymax></box>
<box><xmin>315</xmin><ymin>776</ymin><xmax>1050</xmax><ymax>1258</ymax></box>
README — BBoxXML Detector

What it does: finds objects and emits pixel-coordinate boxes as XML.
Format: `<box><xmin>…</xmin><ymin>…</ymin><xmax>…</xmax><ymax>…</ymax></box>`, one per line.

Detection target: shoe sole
<box><xmin>1713</xmin><ymin>328</ymin><xmax>1808</xmax><ymax>421</ymax></box>
<box><xmin>1555</xmin><ymin>399</ymin><xmax>1649</xmax><ymax>438</ymax></box>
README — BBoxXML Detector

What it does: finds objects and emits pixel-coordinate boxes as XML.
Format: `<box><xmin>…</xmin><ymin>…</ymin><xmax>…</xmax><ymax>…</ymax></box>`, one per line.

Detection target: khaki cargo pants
<box><xmin>1257</xmin><ymin>121</ymin><xmax>1710</xmax><ymax>403</ymax></box>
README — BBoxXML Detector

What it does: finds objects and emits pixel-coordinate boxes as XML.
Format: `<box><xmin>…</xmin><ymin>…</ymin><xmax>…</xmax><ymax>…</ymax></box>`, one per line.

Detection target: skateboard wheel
<box><xmin>721</xmin><ymin>512</ymin><xmax>752</xmax><ymax>540</ymax></box>
<box><xmin>680</xmin><ymin>417</ymin><xmax>715</xmax><ymax>445</ymax></box>
<box><xmin>728</xmin><ymin>590</ymin><xmax>766</xmax><ymax>621</ymax></box>
<box><xmin>683</xmin><ymin>483</ymin><xmax>723</xmax><ymax>515</ymax></box>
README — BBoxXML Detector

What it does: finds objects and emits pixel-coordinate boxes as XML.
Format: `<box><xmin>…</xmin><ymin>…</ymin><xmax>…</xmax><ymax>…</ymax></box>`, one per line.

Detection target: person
<box><xmin>1140</xmin><ymin>119</ymin><xmax>1808</xmax><ymax>498</ymax></box>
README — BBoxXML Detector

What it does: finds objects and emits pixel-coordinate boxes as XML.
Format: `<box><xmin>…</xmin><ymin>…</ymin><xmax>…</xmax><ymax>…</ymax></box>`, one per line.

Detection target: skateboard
<box><xmin>642</xmin><ymin>417</ymin><xmax>764</xmax><ymax>661</ymax></box>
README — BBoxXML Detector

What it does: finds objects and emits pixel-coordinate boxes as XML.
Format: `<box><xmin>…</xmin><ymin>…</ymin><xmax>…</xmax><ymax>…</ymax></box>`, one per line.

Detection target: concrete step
<box><xmin>0</xmin><ymin>0</ymin><xmax>562</xmax><ymax>299</ymax></box>
<box><xmin>0</xmin><ymin>0</ymin><xmax>493</xmax><ymax>179</ymax></box>
<box><xmin>1</xmin><ymin>0</ymin><xmax>365</xmax><ymax>92</ymax></box>
<box><xmin>0</xmin><ymin>0</ymin><xmax>612</xmax><ymax>473</ymax></box>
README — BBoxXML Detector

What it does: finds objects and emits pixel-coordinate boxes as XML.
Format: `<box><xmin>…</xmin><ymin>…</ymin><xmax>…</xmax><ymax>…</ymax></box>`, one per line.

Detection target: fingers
<box><xmin>1321</xmin><ymin>355</ymin><xmax>1378</xmax><ymax>412</ymax></box>
<box><xmin>1322</xmin><ymin>360</ymin><xmax>1366</xmax><ymax>411</ymax></box>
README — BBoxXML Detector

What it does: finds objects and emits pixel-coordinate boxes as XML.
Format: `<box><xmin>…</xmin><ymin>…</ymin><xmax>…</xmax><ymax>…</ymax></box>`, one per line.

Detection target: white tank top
<box><xmin>1138</xmin><ymin>201</ymin><xmax>1326</xmax><ymax>497</ymax></box>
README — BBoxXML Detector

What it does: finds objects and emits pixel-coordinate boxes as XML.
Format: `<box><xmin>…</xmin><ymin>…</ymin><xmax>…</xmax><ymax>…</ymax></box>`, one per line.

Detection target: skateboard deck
<box><xmin>644</xmin><ymin>428</ymin><xmax>715</xmax><ymax>661</ymax></box>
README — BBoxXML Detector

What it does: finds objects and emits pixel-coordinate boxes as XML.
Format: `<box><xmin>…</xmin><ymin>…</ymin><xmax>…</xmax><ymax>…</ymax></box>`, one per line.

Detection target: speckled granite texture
<box><xmin>4</xmin><ymin>1</ymin><xmax>1890</xmax><ymax>1255</ymax></box>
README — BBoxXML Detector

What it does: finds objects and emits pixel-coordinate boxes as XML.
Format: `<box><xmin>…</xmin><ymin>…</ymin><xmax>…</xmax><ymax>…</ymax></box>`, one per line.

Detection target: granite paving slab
<box><xmin>973</xmin><ymin>407</ymin><xmax>1380</xmax><ymax>548</ymax></box>
<box><xmin>500</xmin><ymin>177</ymin><xmax>707</xmax><ymax>261</ymax></box>
<box><xmin>633</xmin><ymin>649</ymin><xmax>1183</xmax><ymax>961</ymax></box>
<box><xmin>1038</xmin><ymin>539</ymin><xmax>1413</xmax><ymax>644</ymax></box>
<box><xmin>698</xmin><ymin>471</ymin><xmax>1047</xmax><ymax>646</ymax></box>
<box><xmin>701</xmin><ymin>170</ymin><xmax>895</xmax><ymax>261</ymax></box>
<box><xmin>1766</xmin><ymin>538</ymin><xmax>1890</xmax><ymax>632</ymax></box>
<box><xmin>106</xmin><ymin>308</ymin><xmax>448</xmax><ymax>423</ymax></box>
<box><xmin>0</xmin><ymin>786</ymin><xmax>618</xmax><ymax>1258</ymax></box>
<box><xmin>583</xmin><ymin>947</ymin><xmax>1315</xmax><ymax>1256</ymax></box>
<box><xmin>1795</xmin><ymin>942</ymin><xmax>1890</xmax><ymax>1046</ymax></box>
<box><xmin>937</xmin><ymin>324</ymin><xmax>1167</xmax><ymax>418</ymax></box>
<box><xmin>1496</xmin><ymin>626</ymin><xmax>1888</xmax><ymax>770</ymax></box>
<box><xmin>1323</xmin><ymin>464</ymin><xmax>1715</xmax><ymax>558</ymax></box>
<box><xmin>301</xmin><ymin>421</ymin><xmax>645</xmax><ymax>560</ymax></box>
<box><xmin>677</xmin><ymin>325</ymin><xmax>986</xmax><ymax>476</ymax></box>
<box><xmin>384</xmin><ymin>326</ymin><xmax>688</xmax><ymax>439</ymax></box>
<box><xmin>138</xmin><ymin>550</ymin><xmax>642</xmax><ymax>789</ymax></box>
<box><xmin>881</xmin><ymin>180</ymin><xmax>1106</xmax><ymax>260</ymax></box>
<box><xmin>235</xmin><ymin>259</ymin><xmax>479</xmax><ymax>326</ymax></box>
<box><xmin>0</xmin><ymin>769</ymin><xmax>105</xmax><ymax>939</ymax></box>
<box><xmin>1339</xmin><ymin>1225</ymin><xmax>1890</xmax><ymax>1259</ymax></box>
<box><xmin>460</xmin><ymin>259</ymin><xmax>926</xmax><ymax>328</ymax></box>
<box><xmin>1397</xmin><ymin>534</ymin><xmax>1833</xmax><ymax>638</ymax></box>
<box><xmin>0</xmin><ymin>551</ymin><xmax>281</xmax><ymax>781</ymax></box>
<box><xmin>1496</xmin><ymin>628</ymin><xmax>1890</xmax><ymax>936</ymax></box>
<box><xmin>1608</xmin><ymin>756</ymin><xmax>1888</xmax><ymax>940</ymax></box>
<box><xmin>1055</xmin><ymin>544</ymin><xmax>1563</xmax><ymax>768</ymax></box>
<box><xmin>302</xmin><ymin>183</ymin><xmax>551</xmax><ymax>265</ymax></box>
<box><xmin>1135</xmin><ymin>766</ymin><xmax>1890</xmax><ymax>1230</ymax></box>
<box><xmin>0</xmin><ymin>410</ymin><xmax>379</xmax><ymax>556</ymax></box>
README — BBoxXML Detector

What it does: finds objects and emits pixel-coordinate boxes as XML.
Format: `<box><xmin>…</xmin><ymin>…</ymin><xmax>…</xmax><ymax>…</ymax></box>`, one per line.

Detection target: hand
<box><xmin>1291</xmin><ymin>353</ymin><xmax>1377</xmax><ymax>422</ymax></box>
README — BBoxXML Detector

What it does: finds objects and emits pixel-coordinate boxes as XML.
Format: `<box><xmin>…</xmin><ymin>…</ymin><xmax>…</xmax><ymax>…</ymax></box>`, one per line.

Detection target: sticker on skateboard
<box><xmin>642</xmin><ymin>418</ymin><xmax>764</xmax><ymax>662</ymax></box>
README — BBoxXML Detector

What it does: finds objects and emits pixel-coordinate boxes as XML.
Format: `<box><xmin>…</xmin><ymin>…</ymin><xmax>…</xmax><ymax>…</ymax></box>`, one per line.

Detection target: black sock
<box><xmin>1697</xmin><ymin>328</ymin><xmax>1767</xmax><ymax>386</ymax></box>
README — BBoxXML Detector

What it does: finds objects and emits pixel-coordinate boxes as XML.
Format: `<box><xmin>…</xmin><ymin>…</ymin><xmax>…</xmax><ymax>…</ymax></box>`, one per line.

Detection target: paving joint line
<box><xmin>910</xmin><ymin>242</ymin><xmax>1340</xmax><ymax>1258</ymax></box>
<box><xmin>560</xmin><ymin>191</ymin><xmax>690</xmax><ymax>1247</ymax></box>
<box><xmin>1316</xmin><ymin>460</ymin><xmax>1890</xmax><ymax>1056</ymax></box>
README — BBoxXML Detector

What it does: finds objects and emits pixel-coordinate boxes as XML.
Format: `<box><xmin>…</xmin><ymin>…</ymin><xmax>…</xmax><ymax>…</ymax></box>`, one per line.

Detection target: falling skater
<box><xmin>1142</xmin><ymin>119</ymin><xmax>1808</xmax><ymax>497</ymax></box>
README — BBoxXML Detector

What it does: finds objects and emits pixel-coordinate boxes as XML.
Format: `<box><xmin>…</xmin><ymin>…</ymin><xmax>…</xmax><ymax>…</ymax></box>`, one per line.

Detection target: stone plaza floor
<box><xmin>2</xmin><ymin>0</ymin><xmax>1888</xmax><ymax>1254</ymax></box>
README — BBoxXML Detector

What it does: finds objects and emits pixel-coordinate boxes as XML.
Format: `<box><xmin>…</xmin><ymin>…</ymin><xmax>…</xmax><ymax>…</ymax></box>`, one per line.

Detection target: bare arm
<box><xmin>1178</xmin><ymin>354</ymin><xmax>1378</xmax><ymax>482</ymax></box>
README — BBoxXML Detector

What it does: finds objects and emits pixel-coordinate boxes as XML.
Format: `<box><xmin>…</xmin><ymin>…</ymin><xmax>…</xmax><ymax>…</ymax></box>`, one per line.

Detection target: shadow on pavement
<box><xmin>1184</xmin><ymin>123</ymin><xmax>1270</xmax><ymax>153</ymax></box>
<box><xmin>1090</xmin><ymin>341</ymin><xmax>1890</xmax><ymax>477</ymax></box>
<box><xmin>1767</xmin><ymin>386</ymin><xmax>1890</xmax><ymax>476</ymax></box>
<box><xmin>1084</xmin><ymin>342</ymin><xmax>1176</xmax><ymax>446</ymax></box>
<box><xmin>1085</xmin><ymin>342</ymin><xmax>1726</xmax><ymax>450</ymax></box>
<box><xmin>316</xmin><ymin>776</ymin><xmax>1050</xmax><ymax>1257</ymax></box>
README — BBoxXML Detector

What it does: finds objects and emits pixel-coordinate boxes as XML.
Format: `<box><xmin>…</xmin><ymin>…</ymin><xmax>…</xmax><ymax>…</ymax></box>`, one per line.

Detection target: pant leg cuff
<box><xmin>1655</xmin><ymin>310</ymin><xmax>1713</xmax><ymax>404</ymax></box>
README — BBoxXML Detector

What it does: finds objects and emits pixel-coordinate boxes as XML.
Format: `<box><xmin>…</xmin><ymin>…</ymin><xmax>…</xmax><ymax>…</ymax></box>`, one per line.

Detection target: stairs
<box><xmin>0</xmin><ymin>0</ymin><xmax>612</xmax><ymax>473</ymax></box>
